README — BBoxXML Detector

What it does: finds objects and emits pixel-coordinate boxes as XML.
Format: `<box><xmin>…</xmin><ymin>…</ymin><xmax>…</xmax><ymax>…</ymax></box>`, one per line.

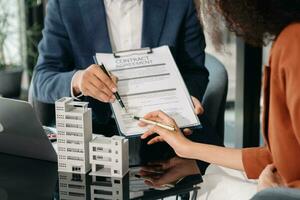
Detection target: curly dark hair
<box><xmin>203</xmin><ymin>0</ymin><xmax>300</xmax><ymax>46</ymax></box>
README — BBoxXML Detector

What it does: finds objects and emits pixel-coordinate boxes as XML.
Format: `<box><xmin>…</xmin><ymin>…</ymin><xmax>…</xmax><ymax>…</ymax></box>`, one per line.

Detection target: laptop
<box><xmin>0</xmin><ymin>97</ymin><xmax>57</xmax><ymax>162</ymax></box>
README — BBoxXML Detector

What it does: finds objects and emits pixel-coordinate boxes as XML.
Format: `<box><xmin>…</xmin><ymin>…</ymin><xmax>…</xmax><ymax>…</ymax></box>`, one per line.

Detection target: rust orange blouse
<box><xmin>242</xmin><ymin>23</ymin><xmax>300</xmax><ymax>188</ymax></box>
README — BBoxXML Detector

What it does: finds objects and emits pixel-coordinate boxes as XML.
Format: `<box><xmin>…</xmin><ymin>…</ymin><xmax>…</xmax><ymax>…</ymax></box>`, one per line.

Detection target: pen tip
<box><xmin>122</xmin><ymin>107</ymin><xmax>128</xmax><ymax>113</ymax></box>
<box><xmin>132</xmin><ymin>116</ymin><xmax>140</xmax><ymax>121</ymax></box>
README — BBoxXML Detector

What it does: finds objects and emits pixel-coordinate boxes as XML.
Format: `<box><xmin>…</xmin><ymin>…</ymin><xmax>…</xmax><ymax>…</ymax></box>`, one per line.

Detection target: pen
<box><xmin>93</xmin><ymin>56</ymin><xmax>127</xmax><ymax>112</ymax></box>
<box><xmin>133</xmin><ymin>116</ymin><xmax>175</xmax><ymax>131</ymax></box>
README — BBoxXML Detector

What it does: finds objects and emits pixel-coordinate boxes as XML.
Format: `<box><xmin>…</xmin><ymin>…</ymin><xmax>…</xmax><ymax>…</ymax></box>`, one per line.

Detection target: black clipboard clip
<box><xmin>113</xmin><ymin>47</ymin><xmax>153</xmax><ymax>58</ymax></box>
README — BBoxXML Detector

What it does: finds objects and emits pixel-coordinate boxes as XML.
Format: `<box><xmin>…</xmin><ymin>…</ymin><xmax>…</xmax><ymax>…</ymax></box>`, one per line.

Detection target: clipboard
<box><xmin>95</xmin><ymin>46</ymin><xmax>201</xmax><ymax>138</ymax></box>
<box><xmin>112</xmin><ymin>48</ymin><xmax>154</xmax><ymax>138</ymax></box>
<box><xmin>113</xmin><ymin>47</ymin><xmax>153</xmax><ymax>58</ymax></box>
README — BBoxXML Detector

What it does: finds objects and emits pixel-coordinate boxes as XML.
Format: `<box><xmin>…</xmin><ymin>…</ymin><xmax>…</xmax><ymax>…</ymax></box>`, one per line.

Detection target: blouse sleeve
<box><xmin>242</xmin><ymin>147</ymin><xmax>273</xmax><ymax>179</ymax></box>
<box><xmin>288</xmin><ymin>180</ymin><xmax>300</xmax><ymax>189</ymax></box>
<box><xmin>281</xmin><ymin>29</ymin><xmax>300</xmax><ymax>147</ymax></box>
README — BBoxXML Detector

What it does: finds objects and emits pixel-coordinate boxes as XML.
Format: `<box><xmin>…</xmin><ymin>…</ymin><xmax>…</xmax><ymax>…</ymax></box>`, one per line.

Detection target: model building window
<box><xmin>66</xmin><ymin>123</ymin><xmax>82</xmax><ymax>128</ymax></box>
<box><xmin>66</xmin><ymin>132</ymin><xmax>83</xmax><ymax>137</ymax></box>
<box><xmin>66</xmin><ymin>115</ymin><xmax>82</xmax><ymax>120</ymax></box>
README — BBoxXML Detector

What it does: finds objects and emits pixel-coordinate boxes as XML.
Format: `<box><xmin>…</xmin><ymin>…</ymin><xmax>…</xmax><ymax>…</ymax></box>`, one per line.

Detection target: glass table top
<box><xmin>56</xmin><ymin>158</ymin><xmax>202</xmax><ymax>200</ymax></box>
<box><xmin>0</xmin><ymin>141</ymin><xmax>202</xmax><ymax>200</ymax></box>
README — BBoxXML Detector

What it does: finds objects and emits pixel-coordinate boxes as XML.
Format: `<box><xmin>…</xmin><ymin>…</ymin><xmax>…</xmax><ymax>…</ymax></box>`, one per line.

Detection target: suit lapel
<box><xmin>78</xmin><ymin>0</ymin><xmax>112</xmax><ymax>53</ymax></box>
<box><xmin>142</xmin><ymin>0</ymin><xmax>169</xmax><ymax>48</ymax></box>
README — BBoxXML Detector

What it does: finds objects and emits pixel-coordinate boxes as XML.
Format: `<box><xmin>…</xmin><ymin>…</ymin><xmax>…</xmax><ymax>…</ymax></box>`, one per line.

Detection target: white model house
<box><xmin>55</xmin><ymin>97</ymin><xmax>93</xmax><ymax>174</ymax></box>
<box><xmin>90</xmin><ymin>174</ymin><xmax>129</xmax><ymax>200</ymax></box>
<box><xmin>58</xmin><ymin>172</ymin><xmax>89</xmax><ymax>200</ymax></box>
<box><xmin>89</xmin><ymin>135</ymin><xmax>129</xmax><ymax>178</ymax></box>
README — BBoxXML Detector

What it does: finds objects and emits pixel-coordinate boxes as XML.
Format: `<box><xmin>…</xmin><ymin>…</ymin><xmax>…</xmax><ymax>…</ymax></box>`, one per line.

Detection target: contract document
<box><xmin>96</xmin><ymin>46</ymin><xmax>200</xmax><ymax>137</ymax></box>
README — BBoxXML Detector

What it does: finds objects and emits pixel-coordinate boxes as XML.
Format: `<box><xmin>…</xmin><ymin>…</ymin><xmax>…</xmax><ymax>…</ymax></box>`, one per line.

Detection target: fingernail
<box><xmin>135</xmin><ymin>174</ymin><xmax>141</xmax><ymax>178</ymax></box>
<box><xmin>102</xmin><ymin>98</ymin><xmax>108</xmax><ymax>103</ymax></box>
<box><xmin>110</xmin><ymin>98</ymin><xmax>115</xmax><ymax>103</ymax></box>
<box><xmin>112</xmin><ymin>88</ymin><xmax>117</xmax><ymax>93</ymax></box>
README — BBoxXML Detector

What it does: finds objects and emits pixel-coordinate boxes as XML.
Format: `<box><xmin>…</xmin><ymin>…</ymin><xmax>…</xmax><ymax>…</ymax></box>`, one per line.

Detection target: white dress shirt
<box><xmin>104</xmin><ymin>0</ymin><xmax>143</xmax><ymax>52</ymax></box>
<box><xmin>71</xmin><ymin>0</ymin><xmax>143</xmax><ymax>98</ymax></box>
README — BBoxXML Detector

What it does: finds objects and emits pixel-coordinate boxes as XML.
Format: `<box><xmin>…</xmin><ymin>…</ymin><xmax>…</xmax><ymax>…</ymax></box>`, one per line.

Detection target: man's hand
<box><xmin>258</xmin><ymin>164</ymin><xmax>285</xmax><ymax>192</ymax></box>
<box><xmin>72</xmin><ymin>64</ymin><xmax>118</xmax><ymax>103</ymax></box>
<box><xmin>191</xmin><ymin>96</ymin><xmax>204</xmax><ymax>115</ymax></box>
<box><xmin>182</xmin><ymin>96</ymin><xmax>204</xmax><ymax>136</ymax></box>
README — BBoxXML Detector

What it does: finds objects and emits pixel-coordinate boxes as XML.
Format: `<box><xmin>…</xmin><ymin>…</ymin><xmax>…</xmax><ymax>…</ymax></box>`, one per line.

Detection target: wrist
<box><xmin>72</xmin><ymin>70</ymin><xmax>83</xmax><ymax>95</ymax></box>
<box><xmin>178</xmin><ymin>140</ymin><xmax>195</xmax><ymax>159</ymax></box>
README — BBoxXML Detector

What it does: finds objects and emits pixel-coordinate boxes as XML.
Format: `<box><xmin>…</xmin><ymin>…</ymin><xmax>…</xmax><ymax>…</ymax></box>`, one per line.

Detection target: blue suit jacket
<box><xmin>33</xmin><ymin>0</ymin><xmax>209</xmax><ymax>132</ymax></box>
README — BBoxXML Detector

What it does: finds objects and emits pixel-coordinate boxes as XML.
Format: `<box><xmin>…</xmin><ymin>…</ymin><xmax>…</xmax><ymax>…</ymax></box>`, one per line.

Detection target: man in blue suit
<box><xmin>33</xmin><ymin>0</ymin><xmax>224</xmax><ymax>173</ymax></box>
<box><xmin>33</xmin><ymin>0</ymin><xmax>209</xmax><ymax>135</ymax></box>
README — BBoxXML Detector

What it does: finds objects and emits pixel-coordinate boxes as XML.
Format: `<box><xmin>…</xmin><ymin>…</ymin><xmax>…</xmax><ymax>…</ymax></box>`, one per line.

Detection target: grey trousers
<box><xmin>251</xmin><ymin>188</ymin><xmax>300</xmax><ymax>200</ymax></box>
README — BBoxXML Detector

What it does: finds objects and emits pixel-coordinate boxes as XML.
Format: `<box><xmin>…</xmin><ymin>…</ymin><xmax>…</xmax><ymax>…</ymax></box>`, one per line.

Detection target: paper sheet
<box><xmin>96</xmin><ymin>46</ymin><xmax>200</xmax><ymax>136</ymax></box>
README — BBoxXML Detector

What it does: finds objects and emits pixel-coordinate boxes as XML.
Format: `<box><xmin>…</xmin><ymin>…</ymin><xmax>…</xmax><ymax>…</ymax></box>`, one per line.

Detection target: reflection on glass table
<box><xmin>58</xmin><ymin>172</ymin><xmax>91</xmax><ymax>200</ymax></box>
<box><xmin>134</xmin><ymin>157</ymin><xmax>200</xmax><ymax>188</ymax></box>
<box><xmin>90</xmin><ymin>174</ymin><xmax>129</xmax><ymax>200</ymax></box>
<box><xmin>130</xmin><ymin>157</ymin><xmax>202</xmax><ymax>200</ymax></box>
<box><xmin>58</xmin><ymin>172</ymin><xmax>129</xmax><ymax>200</ymax></box>
<box><xmin>56</xmin><ymin>157</ymin><xmax>202</xmax><ymax>200</ymax></box>
<box><xmin>0</xmin><ymin>137</ymin><xmax>203</xmax><ymax>200</ymax></box>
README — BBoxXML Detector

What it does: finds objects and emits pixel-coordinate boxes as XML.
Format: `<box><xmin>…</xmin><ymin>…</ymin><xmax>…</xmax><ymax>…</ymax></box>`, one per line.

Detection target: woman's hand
<box><xmin>140</xmin><ymin>110</ymin><xmax>193</xmax><ymax>158</ymax></box>
<box><xmin>258</xmin><ymin>164</ymin><xmax>285</xmax><ymax>191</ymax></box>
<box><xmin>191</xmin><ymin>96</ymin><xmax>204</xmax><ymax>115</ymax></box>
<box><xmin>139</xmin><ymin>96</ymin><xmax>202</xmax><ymax>143</ymax></box>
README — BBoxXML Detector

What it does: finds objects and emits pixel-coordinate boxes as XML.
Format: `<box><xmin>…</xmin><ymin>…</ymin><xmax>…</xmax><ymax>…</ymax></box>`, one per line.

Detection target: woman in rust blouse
<box><xmin>139</xmin><ymin>0</ymin><xmax>300</xmax><ymax>195</ymax></box>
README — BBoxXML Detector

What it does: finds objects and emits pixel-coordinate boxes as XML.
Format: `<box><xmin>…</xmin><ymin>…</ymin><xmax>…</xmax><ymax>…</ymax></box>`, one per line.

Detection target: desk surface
<box><xmin>0</xmin><ymin>140</ymin><xmax>202</xmax><ymax>200</ymax></box>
